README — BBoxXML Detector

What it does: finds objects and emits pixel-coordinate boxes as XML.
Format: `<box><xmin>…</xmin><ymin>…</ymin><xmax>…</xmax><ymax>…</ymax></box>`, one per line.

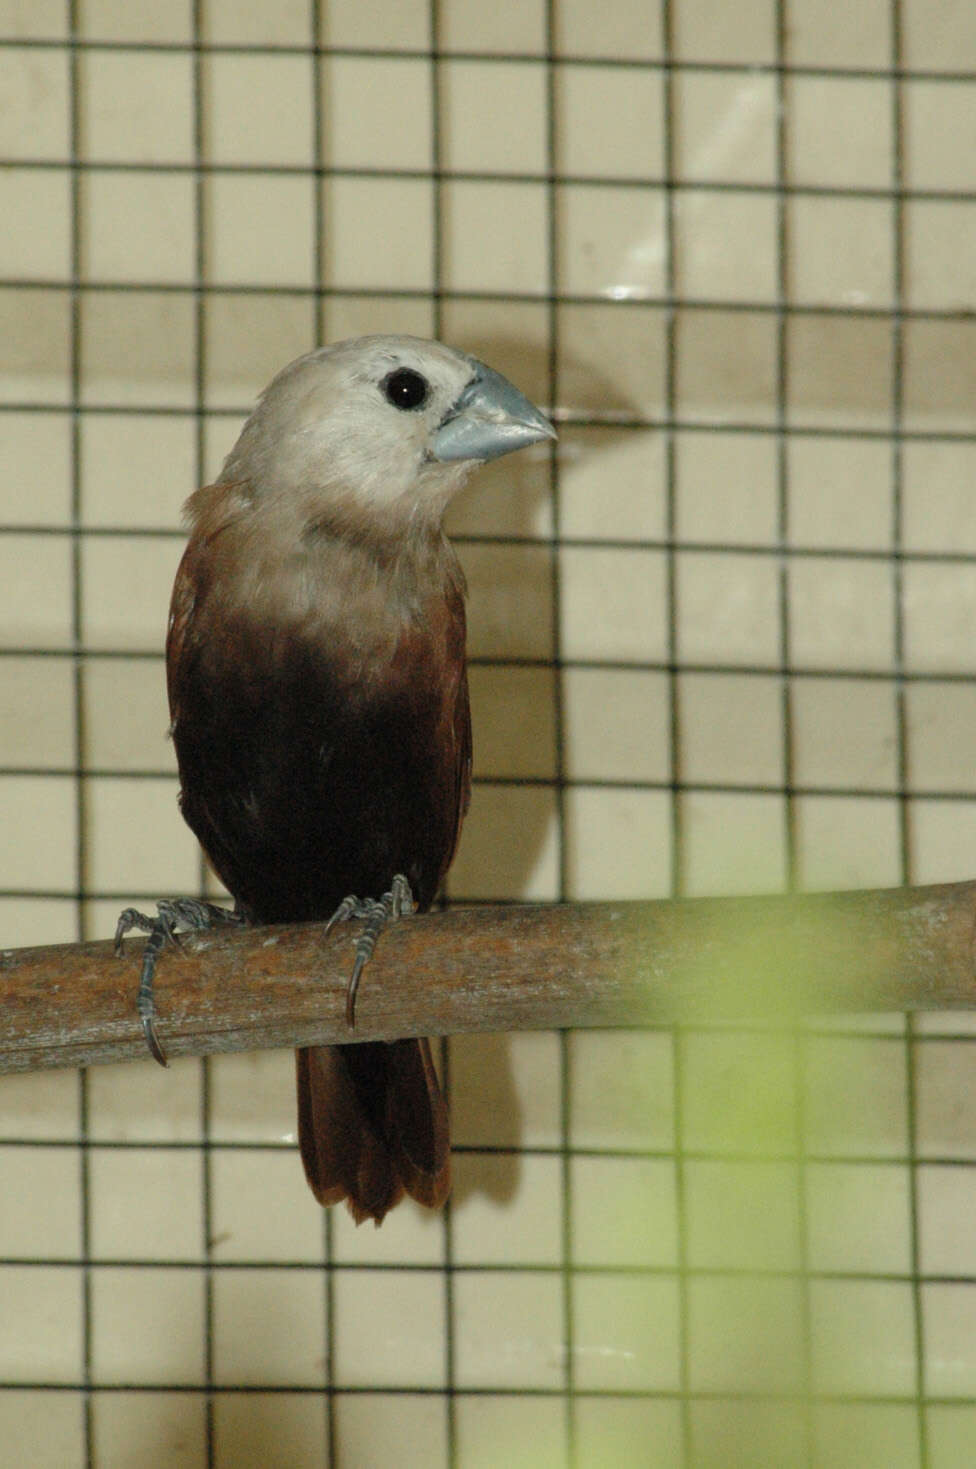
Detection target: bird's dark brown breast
<box><xmin>167</xmin><ymin>527</ymin><xmax>471</xmax><ymax>926</ymax></box>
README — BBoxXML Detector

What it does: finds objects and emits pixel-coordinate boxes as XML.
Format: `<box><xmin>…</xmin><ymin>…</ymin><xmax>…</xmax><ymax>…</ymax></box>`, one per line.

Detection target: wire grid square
<box><xmin>1</xmin><ymin>1</ymin><xmax>976</xmax><ymax>1465</ymax></box>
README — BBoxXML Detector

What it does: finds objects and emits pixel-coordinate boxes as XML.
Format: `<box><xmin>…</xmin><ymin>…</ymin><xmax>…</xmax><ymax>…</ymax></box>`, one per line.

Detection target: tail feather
<box><xmin>296</xmin><ymin>1039</ymin><xmax>451</xmax><ymax>1225</ymax></box>
<box><xmin>384</xmin><ymin>1037</ymin><xmax>452</xmax><ymax>1209</ymax></box>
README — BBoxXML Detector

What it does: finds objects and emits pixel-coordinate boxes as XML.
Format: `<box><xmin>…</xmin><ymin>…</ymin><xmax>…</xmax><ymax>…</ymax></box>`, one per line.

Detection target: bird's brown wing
<box><xmin>450</xmin><ymin>627</ymin><xmax>473</xmax><ymax>866</ymax></box>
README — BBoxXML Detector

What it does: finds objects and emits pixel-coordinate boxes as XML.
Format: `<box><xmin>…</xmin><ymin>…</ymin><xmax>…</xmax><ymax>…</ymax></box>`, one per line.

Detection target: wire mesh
<box><xmin>2</xmin><ymin>0</ymin><xmax>976</xmax><ymax>1465</ymax></box>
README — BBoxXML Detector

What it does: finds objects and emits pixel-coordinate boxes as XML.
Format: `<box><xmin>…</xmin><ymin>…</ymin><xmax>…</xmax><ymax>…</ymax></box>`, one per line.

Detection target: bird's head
<box><xmin>218</xmin><ymin>335</ymin><xmax>555</xmax><ymax>527</ymax></box>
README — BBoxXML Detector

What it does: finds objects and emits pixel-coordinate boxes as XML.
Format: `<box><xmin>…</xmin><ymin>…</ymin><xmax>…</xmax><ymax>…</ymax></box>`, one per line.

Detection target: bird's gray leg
<box><xmin>114</xmin><ymin>898</ymin><xmax>245</xmax><ymax>1067</ymax></box>
<box><xmin>324</xmin><ymin>874</ymin><xmax>415</xmax><ymax>1027</ymax></box>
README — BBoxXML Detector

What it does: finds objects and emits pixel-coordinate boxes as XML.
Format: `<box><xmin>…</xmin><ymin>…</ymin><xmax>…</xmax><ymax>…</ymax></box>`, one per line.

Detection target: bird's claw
<box><xmin>326</xmin><ymin>874</ymin><xmax>415</xmax><ymax>1028</ymax></box>
<box><xmin>323</xmin><ymin>893</ymin><xmax>364</xmax><ymax>935</ymax></box>
<box><xmin>115</xmin><ymin>899</ymin><xmax>244</xmax><ymax>1067</ymax></box>
<box><xmin>140</xmin><ymin>1011</ymin><xmax>168</xmax><ymax>1069</ymax></box>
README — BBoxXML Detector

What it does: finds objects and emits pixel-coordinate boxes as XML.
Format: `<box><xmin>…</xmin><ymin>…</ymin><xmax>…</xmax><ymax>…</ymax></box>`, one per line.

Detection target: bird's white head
<box><xmin>218</xmin><ymin>335</ymin><xmax>555</xmax><ymax>525</ymax></box>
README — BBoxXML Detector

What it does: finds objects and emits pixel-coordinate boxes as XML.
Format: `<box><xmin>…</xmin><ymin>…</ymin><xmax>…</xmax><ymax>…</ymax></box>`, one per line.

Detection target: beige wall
<box><xmin>2</xmin><ymin>1</ymin><xmax>976</xmax><ymax>1464</ymax></box>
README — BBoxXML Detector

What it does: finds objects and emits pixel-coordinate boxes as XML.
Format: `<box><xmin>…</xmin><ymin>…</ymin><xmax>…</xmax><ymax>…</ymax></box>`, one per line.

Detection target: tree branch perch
<box><xmin>3</xmin><ymin>880</ymin><xmax>976</xmax><ymax>1075</ymax></box>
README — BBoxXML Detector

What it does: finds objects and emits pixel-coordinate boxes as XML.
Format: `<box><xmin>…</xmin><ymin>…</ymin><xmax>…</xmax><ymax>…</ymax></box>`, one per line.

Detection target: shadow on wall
<box><xmin>443</xmin><ymin>331</ymin><xmax>637</xmax><ymax>1210</ymax></box>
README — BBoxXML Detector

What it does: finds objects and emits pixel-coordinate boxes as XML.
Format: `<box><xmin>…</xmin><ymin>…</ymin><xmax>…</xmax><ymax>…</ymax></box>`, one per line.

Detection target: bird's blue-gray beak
<box><xmin>431</xmin><ymin>361</ymin><xmax>556</xmax><ymax>463</ymax></box>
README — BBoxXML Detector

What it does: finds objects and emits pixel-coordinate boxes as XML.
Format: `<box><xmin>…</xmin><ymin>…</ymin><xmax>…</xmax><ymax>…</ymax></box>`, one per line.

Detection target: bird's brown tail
<box><xmin>295</xmin><ymin>1038</ymin><xmax>451</xmax><ymax>1225</ymax></box>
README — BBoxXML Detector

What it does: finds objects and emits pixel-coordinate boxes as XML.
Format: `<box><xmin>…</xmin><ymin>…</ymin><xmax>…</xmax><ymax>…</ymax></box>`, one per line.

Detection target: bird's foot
<box><xmin>324</xmin><ymin>873</ymin><xmax>415</xmax><ymax>1028</ymax></box>
<box><xmin>114</xmin><ymin>898</ymin><xmax>244</xmax><ymax>1067</ymax></box>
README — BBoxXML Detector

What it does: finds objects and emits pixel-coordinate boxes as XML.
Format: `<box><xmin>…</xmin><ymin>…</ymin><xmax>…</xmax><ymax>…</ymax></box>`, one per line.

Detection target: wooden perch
<box><xmin>3</xmin><ymin>880</ymin><xmax>976</xmax><ymax>1075</ymax></box>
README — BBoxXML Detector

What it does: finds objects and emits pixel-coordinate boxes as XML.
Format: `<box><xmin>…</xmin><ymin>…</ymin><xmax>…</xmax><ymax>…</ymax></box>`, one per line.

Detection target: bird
<box><xmin>115</xmin><ymin>335</ymin><xmax>556</xmax><ymax>1224</ymax></box>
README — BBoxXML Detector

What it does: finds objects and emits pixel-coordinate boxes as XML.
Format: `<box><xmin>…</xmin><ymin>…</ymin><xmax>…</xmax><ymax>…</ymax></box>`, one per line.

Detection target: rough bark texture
<box><xmin>3</xmin><ymin>881</ymin><xmax>976</xmax><ymax>1074</ymax></box>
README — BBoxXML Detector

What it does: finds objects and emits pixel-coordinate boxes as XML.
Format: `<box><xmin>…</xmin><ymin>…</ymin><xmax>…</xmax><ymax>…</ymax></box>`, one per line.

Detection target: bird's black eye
<box><xmin>383</xmin><ymin>367</ymin><xmax>429</xmax><ymax>411</ymax></box>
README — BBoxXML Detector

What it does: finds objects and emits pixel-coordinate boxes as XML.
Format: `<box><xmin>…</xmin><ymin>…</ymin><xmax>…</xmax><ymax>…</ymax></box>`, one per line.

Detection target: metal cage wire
<box><xmin>1</xmin><ymin>0</ymin><xmax>976</xmax><ymax>1465</ymax></box>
